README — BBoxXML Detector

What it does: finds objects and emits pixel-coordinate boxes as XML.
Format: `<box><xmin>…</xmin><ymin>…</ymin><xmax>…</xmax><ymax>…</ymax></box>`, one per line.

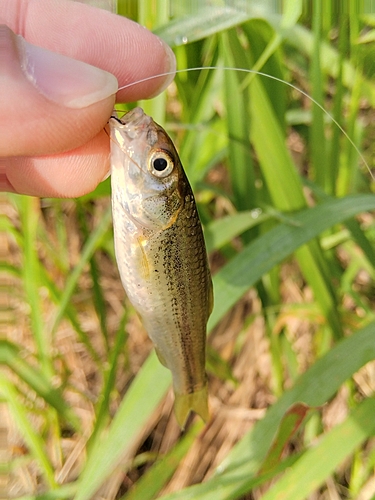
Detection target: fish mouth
<box><xmin>110</xmin><ymin>107</ymin><xmax>153</xmax><ymax>140</ymax></box>
<box><xmin>123</xmin><ymin>107</ymin><xmax>152</xmax><ymax>127</ymax></box>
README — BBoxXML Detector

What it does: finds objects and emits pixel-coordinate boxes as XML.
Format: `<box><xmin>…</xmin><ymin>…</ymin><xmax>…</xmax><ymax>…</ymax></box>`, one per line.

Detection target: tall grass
<box><xmin>3</xmin><ymin>1</ymin><xmax>375</xmax><ymax>499</ymax></box>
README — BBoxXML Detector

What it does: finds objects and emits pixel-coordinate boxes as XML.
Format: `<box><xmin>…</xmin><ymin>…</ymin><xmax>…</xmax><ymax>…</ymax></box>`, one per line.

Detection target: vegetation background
<box><xmin>3</xmin><ymin>0</ymin><xmax>375</xmax><ymax>498</ymax></box>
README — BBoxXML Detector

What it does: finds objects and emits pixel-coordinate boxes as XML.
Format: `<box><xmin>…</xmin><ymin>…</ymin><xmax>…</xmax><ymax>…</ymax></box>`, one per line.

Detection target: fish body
<box><xmin>110</xmin><ymin>107</ymin><xmax>213</xmax><ymax>428</ymax></box>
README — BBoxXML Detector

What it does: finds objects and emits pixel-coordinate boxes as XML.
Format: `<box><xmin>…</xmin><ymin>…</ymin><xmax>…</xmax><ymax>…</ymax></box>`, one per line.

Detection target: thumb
<box><xmin>0</xmin><ymin>24</ymin><xmax>118</xmax><ymax>156</ymax></box>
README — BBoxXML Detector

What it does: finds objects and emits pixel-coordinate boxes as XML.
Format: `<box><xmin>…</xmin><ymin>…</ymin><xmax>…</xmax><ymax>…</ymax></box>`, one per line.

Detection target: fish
<box><xmin>109</xmin><ymin>107</ymin><xmax>213</xmax><ymax>428</ymax></box>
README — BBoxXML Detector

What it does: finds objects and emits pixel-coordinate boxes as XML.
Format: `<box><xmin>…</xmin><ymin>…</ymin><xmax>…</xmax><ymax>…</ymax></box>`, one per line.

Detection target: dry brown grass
<box><xmin>5</xmin><ymin>192</ymin><xmax>369</xmax><ymax>500</ymax></box>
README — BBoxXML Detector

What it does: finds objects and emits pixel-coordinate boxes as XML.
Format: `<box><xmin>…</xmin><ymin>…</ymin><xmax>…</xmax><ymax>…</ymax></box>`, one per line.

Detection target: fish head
<box><xmin>110</xmin><ymin>107</ymin><xmax>186</xmax><ymax>230</ymax></box>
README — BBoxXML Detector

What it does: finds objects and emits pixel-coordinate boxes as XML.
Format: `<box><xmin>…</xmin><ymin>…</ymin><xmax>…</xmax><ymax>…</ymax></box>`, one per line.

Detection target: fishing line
<box><xmin>117</xmin><ymin>66</ymin><xmax>374</xmax><ymax>180</ymax></box>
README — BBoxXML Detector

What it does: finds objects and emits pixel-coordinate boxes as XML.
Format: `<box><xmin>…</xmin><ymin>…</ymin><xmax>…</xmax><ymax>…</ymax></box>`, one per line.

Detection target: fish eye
<box><xmin>149</xmin><ymin>150</ymin><xmax>174</xmax><ymax>178</ymax></box>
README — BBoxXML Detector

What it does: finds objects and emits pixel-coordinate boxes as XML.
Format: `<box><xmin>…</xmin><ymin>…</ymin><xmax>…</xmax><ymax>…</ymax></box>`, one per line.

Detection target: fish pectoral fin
<box><xmin>135</xmin><ymin>236</ymin><xmax>150</xmax><ymax>280</ymax></box>
<box><xmin>174</xmin><ymin>384</ymin><xmax>209</xmax><ymax>430</ymax></box>
<box><xmin>155</xmin><ymin>347</ymin><xmax>168</xmax><ymax>368</ymax></box>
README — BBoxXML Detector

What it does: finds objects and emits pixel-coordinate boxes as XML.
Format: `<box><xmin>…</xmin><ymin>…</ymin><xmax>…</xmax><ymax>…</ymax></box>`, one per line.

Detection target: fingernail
<box><xmin>148</xmin><ymin>38</ymin><xmax>176</xmax><ymax>98</ymax></box>
<box><xmin>101</xmin><ymin>169</ymin><xmax>111</xmax><ymax>182</ymax></box>
<box><xmin>16</xmin><ymin>35</ymin><xmax>118</xmax><ymax>109</ymax></box>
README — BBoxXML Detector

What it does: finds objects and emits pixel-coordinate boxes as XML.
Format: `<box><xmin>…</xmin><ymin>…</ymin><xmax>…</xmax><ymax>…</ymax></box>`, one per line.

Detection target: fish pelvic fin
<box><xmin>155</xmin><ymin>347</ymin><xmax>168</xmax><ymax>368</ymax></box>
<box><xmin>174</xmin><ymin>384</ymin><xmax>209</xmax><ymax>430</ymax></box>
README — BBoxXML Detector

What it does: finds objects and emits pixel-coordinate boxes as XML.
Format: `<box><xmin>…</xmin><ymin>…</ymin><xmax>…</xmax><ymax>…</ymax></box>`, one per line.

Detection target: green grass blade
<box><xmin>282</xmin><ymin>0</ymin><xmax>302</xmax><ymax>27</ymax></box>
<box><xmin>309</xmin><ymin>0</ymin><xmax>327</xmax><ymax>187</ymax></box>
<box><xmin>1</xmin><ymin>341</ymin><xmax>80</xmax><ymax>432</ymax></box>
<box><xmin>337</xmin><ymin>8</ymin><xmax>364</xmax><ymax>197</ymax></box>
<box><xmin>241</xmin><ymin>20</ymin><xmax>287</xmax><ymax>126</ymax></box>
<box><xmin>259</xmin><ymin>403</ymin><xmax>311</xmax><ymax>475</ymax></box>
<box><xmin>345</xmin><ymin>218</ymin><xmax>375</xmax><ymax>266</ymax></box>
<box><xmin>0</xmin><ymin>211</ymin><xmax>22</xmax><ymax>246</ymax></box>
<box><xmin>0</xmin><ymin>375</ymin><xmax>57</xmax><ymax>489</ymax></box>
<box><xmin>296</xmin><ymin>244</ymin><xmax>342</xmax><ymax>339</ymax></box>
<box><xmin>261</xmin><ymin>398</ymin><xmax>375</xmax><ymax>500</ymax></box>
<box><xmin>249</xmin><ymin>74</ymin><xmax>342</xmax><ymax>337</ymax></box>
<box><xmin>51</xmin><ymin>204</ymin><xmax>112</xmax><ymax>333</ymax></box>
<box><xmin>121</xmin><ymin>421</ymin><xmax>205</xmax><ymax>500</ymax></box>
<box><xmin>74</xmin><ymin>352</ymin><xmax>171</xmax><ymax>500</ymax></box>
<box><xmin>18</xmin><ymin>196</ymin><xmax>53</xmax><ymax>378</ymax></box>
<box><xmin>157</xmin><ymin>320</ymin><xmax>375</xmax><ymax>500</ymax></box>
<box><xmin>268</xmin><ymin>18</ymin><xmax>375</xmax><ymax>105</ymax></box>
<box><xmin>39</xmin><ymin>268</ymin><xmax>101</xmax><ymax>364</ymax></box>
<box><xmin>176</xmin><ymin>41</ymin><xmax>225</xmax><ymax>187</ymax></box>
<box><xmin>154</xmin><ymin>5</ymin><xmax>251</xmax><ymax>47</ymax></box>
<box><xmin>76</xmin><ymin>202</ymin><xmax>109</xmax><ymax>348</ymax></box>
<box><xmin>328</xmin><ymin>12</ymin><xmax>346</xmax><ymax>195</ymax></box>
<box><xmin>139</xmin><ymin>0</ymin><xmax>168</xmax><ymax>124</ymax></box>
<box><xmin>87</xmin><ymin>312</ymin><xmax>128</xmax><ymax>449</ymax></box>
<box><xmin>221</xmin><ymin>30</ymin><xmax>256</xmax><ymax>213</ymax></box>
<box><xmin>249</xmin><ymin>77</ymin><xmax>305</xmax><ymax>210</ymax></box>
<box><xmin>204</xmin><ymin>211</ymin><xmax>270</xmax><ymax>253</ymax></box>
<box><xmin>304</xmin><ymin>177</ymin><xmax>375</xmax><ymax>266</ymax></box>
<box><xmin>17</xmin><ymin>484</ymin><xmax>77</xmax><ymax>500</ymax></box>
<box><xmin>208</xmin><ymin>194</ymin><xmax>375</xmax><ymax>331</ymax></box>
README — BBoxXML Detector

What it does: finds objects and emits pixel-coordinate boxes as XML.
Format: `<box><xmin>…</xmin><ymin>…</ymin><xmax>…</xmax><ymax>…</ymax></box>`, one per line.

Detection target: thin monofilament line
<box><xmin>118</xmin><ymin>66</ymin><xmax>374</xmax><ymax>180</ymax></box>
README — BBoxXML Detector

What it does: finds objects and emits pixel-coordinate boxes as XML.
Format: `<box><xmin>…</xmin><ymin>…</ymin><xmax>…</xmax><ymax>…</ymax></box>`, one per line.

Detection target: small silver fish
<box><xmin>110</xmin><ymin>107</ymin><xmax>213</xmax><ymax>428</ymax></box>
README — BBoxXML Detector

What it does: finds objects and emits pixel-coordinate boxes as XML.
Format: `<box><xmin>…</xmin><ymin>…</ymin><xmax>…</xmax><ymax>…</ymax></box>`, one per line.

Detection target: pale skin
<box><xmin>0</xmin><ymin>0</ymin><xmax>176</xmax><ymax>197</ymax></box>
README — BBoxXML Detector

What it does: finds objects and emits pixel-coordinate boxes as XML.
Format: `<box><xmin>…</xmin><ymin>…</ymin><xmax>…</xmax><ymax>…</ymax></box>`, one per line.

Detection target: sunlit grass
<box><xmin>3</xmin><ymin>1</ymin><xmax>375</xmax><ymax>499</ymax></box>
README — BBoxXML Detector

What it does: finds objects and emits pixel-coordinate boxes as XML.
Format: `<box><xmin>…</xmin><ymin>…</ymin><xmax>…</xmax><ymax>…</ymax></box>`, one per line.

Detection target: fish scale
<box><xmin>110</xmin><ymin>107</ymin><xmax>213</xmax><ymax>428</ymax></box>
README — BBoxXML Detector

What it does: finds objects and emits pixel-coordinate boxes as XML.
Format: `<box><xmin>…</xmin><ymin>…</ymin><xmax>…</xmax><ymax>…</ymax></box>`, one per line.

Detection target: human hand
<box><xmin>1</xmin><ymin>0</ymin><xmax>176</xmax><ymax>197</ymax></box>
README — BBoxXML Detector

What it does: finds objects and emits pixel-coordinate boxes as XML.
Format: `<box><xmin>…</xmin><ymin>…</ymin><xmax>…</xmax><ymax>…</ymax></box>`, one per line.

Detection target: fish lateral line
<box><xmin>116</xmin><ymin>66</ymin><xmax>373</xmax><ymax>180</ymax></box>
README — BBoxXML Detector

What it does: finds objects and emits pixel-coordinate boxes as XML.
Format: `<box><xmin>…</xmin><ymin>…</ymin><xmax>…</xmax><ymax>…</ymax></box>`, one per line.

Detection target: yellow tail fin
<box><xmin>174</xmin><ymin>385</ymin><xmax>209</xmax><ymax>429</ymax></box>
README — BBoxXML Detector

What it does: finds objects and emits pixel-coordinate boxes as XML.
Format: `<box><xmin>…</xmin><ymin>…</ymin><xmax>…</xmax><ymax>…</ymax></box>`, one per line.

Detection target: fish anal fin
<box><xmin>174</xmin><ymin>384</ymin><xmax>209</xmax><ymax>430</ymax></box>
